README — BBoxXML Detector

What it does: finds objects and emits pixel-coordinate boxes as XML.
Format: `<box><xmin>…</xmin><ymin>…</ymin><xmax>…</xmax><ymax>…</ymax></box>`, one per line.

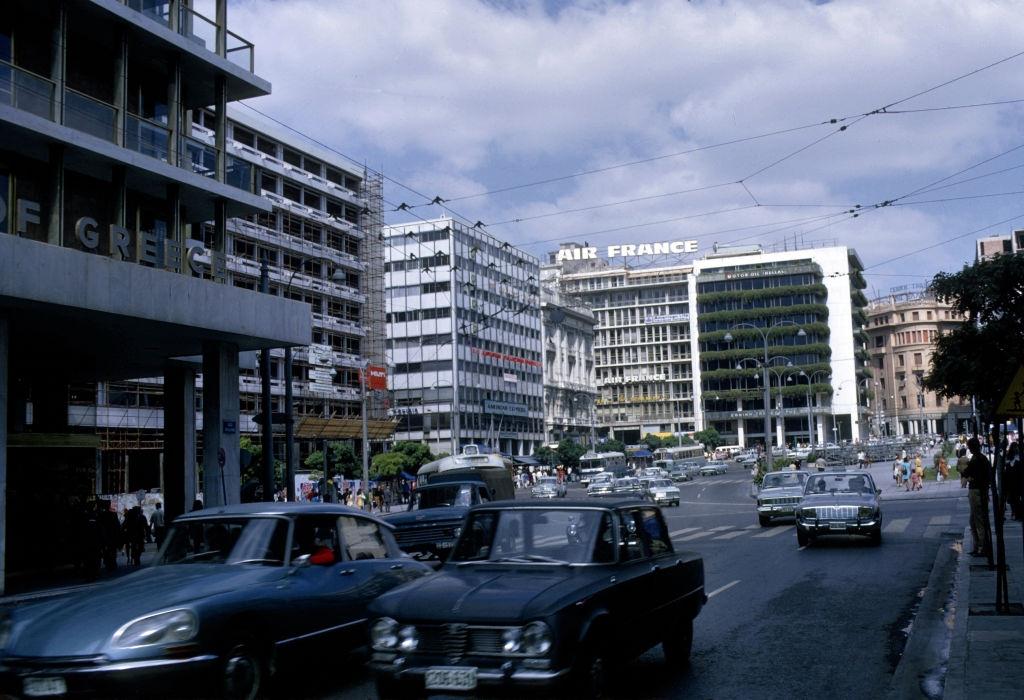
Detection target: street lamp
<box><xmin>788</xmin><ymin>370</ymin><xmax>831</xmax><ymax>448</ymax></box>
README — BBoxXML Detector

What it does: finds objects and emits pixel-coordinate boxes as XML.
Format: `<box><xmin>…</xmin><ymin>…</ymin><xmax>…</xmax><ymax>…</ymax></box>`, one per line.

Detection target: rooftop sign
<box><xmin>557</xmin><ymin>240</ymin><xmax>698</xmax><ymax>261</ymax></box>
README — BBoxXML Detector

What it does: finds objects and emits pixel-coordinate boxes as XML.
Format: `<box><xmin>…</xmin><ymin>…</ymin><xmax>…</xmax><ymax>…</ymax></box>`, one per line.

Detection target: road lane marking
<box><xmin>670</xmin><ymin>527</ymin><xmax>700</xmax><ymax>537</ymax></box>
<box><xmin>743</xmin><ymin>524</ymin><xmax>760</xmax><ymax>530</ymax></box>
<box><xmin>679</xmin><ymin>530</ymin><xmax>715</xmax><ymax>541</ymax></box>
<box><xmin>713</xmin><ymin>530</ymin><xmax>747</xmax><ymax>540</ymax></box>
<box><xmin>709</xmin><ymin>525</ymin><xmax>732</xmax><ymax>531</ymax></box>
<box><xmin>884</xmin><ymin>518</ymin><xmax>910</xmax><ymax>534</ymax></box>
<box><xmin>929</xmin><ymin>515</ymin><xmax>952</xmax><ymax>525</ymax></box>
<box><xmin>708</xmin><ymin>580</ymin><xmax>740</xmax><ymax>598</ymax></box>
<box><xmin>752</xmin><ymin>526</ymin><xmax>789</xmax><ymax>538</ymax></box>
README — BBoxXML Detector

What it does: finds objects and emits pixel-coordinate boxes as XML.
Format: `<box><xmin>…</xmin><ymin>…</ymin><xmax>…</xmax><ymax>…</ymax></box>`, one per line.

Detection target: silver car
<box><xmin>755</xmin><ymin>470</ymin><xmax>809</xmax><ymax>526</ymax></box>
<box><xmin>699</xmin><ymin>461</ymin><xmax>729</xmax><ymax>476</ymax></box>
<box><xmin>531</xmin><ymin>476</ymin><xmax>567</xmax><ymax>499</ymax></box>
<box><xmin>586</xmin><ymin>473</ymin><xmax>615</xmax><ymax>497</ymax></box>
<box><xmin>795</xmin><ymin>472</ymin><xmax>883</xmax><ymax>547</ymax></box>
<box><xmin>646</xmin><ymin>478</ymin><xmax>681</xmax><ymax>507</ymax></box>
<box><xmin>611</xmin><ymin>477</ymin><xmax>643</xmax><ymax>498</ymax></box>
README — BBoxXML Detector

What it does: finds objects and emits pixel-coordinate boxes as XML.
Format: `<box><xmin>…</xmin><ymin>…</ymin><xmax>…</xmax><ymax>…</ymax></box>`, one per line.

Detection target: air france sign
<box><xmin>556</xmin><ymin>239</ymin><xmax>698</xmax><ymax>262</ymax></box>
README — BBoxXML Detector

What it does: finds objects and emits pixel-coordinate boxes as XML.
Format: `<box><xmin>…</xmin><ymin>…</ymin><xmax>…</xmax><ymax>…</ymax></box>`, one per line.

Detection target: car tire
<box><xmin>797</xmin><ymin>528</ymin><xmax>810</xmax><ymax>547</ymax></box>
<box><xmin>573</xmin><ymin>633</ymin><xmax>611</xmax><ymax>699</ymax></box>
<box><xmin>662</xmin><ymin>616</ymin><xmax>694</xmax><ymax>667</ymax></box>
<box><xmin>870</xmin><ymin>528</ymin><xmax>882</xmax><ymax>546</ymax></box>
<box><xmin>758</xmin><ymin>515</ymin><xmax>770</xmax><ymax>527</ymax></box>
<box><xmin>222</xmin><ymin>643</ymin><xmax>266</xmax><ymax>700</ymax></box>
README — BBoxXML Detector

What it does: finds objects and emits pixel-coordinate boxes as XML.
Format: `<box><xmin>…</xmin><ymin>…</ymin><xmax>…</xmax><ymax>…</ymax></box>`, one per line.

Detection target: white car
<box><xmin>699</xmin><ymin>462</ymin><xmax>729</xmax><ymax>476</ymax></box>
<box><xmin>735</xmin><ymin>453</ymin><xmax>759</xmax><ymax>465</ymax></box>
<box><xmin>531</xmin><ymin>476</ymin><xmax>567</xmax><ymax>498</ymax></box>
<box><xmin>646</xmin><ymin>478</ymin><xmax>680</xmax><ymax>507</ymax></box>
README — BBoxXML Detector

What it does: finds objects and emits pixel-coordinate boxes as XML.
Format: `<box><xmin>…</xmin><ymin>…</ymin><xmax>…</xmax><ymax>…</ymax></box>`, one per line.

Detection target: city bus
<box><xmin>653</xmin><ymin>445</ymin><xmax>706</xmax><ymax>464</ymax></box>
<box><xmin>579</xmin><ymin>452</ymin><xmax>629</xmax><ymax>485</ymax></box>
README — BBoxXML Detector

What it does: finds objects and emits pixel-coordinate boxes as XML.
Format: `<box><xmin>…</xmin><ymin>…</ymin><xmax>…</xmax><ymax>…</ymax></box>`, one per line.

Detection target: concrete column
<box><xmin>114</xmin><ymin>31</ymin><xmax>128</xmax><ymax>148</ymax></box>
<box><xmin>213</xmin><ymin>199</ymin><xmax>227</xmax><ymax>254</ymax></box>
<box><xmin>51</xmin><ymin>1</ymin><xmax>66</xmax><ymax>122</ymax></box>
<box><xmin>202</xmin><ymin>342</ymin><xmax>240</xmax><ymax>507</ymax></box>
<box><xmin>47</xmin><ymin>144</ymin><xmax>64</xmax><ymax>246</ymax></box>
<box><xmin>0</xmin><ymin>318</ymin><xmax>8</xmax><ymax>595</ymax></box>
<box><xmin>164</xmin><ymin>365</ymin><xmax>197</xmax><ymax>521</ymax></box>
<box><xmin>112</xmin><ymin>166</ymin><xmax>127</xmax><ymax>228</ymax></box>
<box><xmin>215</xmin><ymin>0</ymin><xmax>228</xmax><ymax>57</ymax></box>
<box><xmin>167</xmin><ymin>59</ymin><xmax>181</xmax><ymax>167</ymax></box>
<box><xmin>214</xmin><ymin>76</ymin><xmax>227</xmax><ymax>182</ymax></box>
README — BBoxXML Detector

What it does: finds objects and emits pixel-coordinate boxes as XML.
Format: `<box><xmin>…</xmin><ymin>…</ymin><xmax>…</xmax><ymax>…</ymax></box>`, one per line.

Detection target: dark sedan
<box><xmin>0</xmin><ymin>503</ymin><xmax>432</xmax><ymax>699</ymax></box>
<box><xmin>368</xmin><ymin>500</ymin><xmax>706</xmax><ymax>697</ymax></box>
<box><xmin>795</xmin><ymin>472</ymin><xmax>883</xmax><ymax>547</ymax></box>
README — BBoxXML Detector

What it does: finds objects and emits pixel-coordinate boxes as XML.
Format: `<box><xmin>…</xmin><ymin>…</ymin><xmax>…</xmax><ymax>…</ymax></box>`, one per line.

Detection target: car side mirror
<box><xmin>290</xmin><ymin>553</ymin><xmax>312</xmax><ymax>574</ymax></box>
<box><xmin>875</xmin><ymin>489</ymin><xmax>882</xmax><ymax>496</ymax></box>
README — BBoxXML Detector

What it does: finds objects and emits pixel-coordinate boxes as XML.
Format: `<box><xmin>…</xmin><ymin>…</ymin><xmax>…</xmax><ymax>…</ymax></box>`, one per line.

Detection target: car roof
<box><xmin>468</xmin><ymin>498</ymin><xmax>646</xmax><ymax>511</ymax></box>
<box><xmin>175</xmin><ymin>502</ymin><xmax>375</xmax><ymax>521</ymax></box>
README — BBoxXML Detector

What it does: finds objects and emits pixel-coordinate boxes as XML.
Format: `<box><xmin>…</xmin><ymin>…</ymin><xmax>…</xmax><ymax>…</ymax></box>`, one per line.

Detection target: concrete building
<box><xmin>0</xmin><ymin>0</ymin><xmax>310</xmax><ymax>590</ymax></box>
<box><xmin>976</xmin><ymin>230</ymin><xmax>1024</xmax><ymax>261</ymax></box>
<box><xmin>539</xmin><ymin>261</ymin><xmax>597</xmax><ymax>446</ymax></box>
<box><xmin>77</xmin><ymin>106</ymin><xmax>388</xmax><ymax>494</ymax></box>
<box><xmin>693</xmin><ymin>245</ymin><xmax>871</xmax><ymax>448</ymax></box>
<box><xmin>558</xmin><ymin>259</ymin><xmax>699</xmax><ymax>444</ymax></box>
<box><xmin>385</xmin><ymin>218</ymin><xmax>544</xmax><ymax>456</ymax></box>
<box><xmin>865</xmin><ymin>289</ymin><xmax>971</xmax><ymax>436</ymax></box>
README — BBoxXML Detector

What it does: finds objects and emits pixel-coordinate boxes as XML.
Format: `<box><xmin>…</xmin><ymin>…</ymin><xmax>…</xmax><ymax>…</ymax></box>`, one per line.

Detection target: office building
<box><xmin>0</xmin><ymin>0</ymin><xmax>310</xmax><ymax>588</ymax></box>
<box><xmin>976</xmin><ymin>230</ymin><xmax>1024</xmax><ymax>261</ymax></box>
<box><xmin>539</xmin><ymin>261</ymin><xmax>597</xmax><ymax>446</ymax></box>
<box><xmin>385</xmin><ymin>218</ymin><xmax>544</xmax><ymax>456</ymax></box>
<box><xmin>865</xmin><ymin>289</ymin><xmax>971</xmax><ymax>436</ymax></box>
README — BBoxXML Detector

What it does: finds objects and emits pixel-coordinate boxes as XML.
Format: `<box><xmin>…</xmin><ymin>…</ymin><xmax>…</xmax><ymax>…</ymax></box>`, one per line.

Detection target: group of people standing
<box><xmin>72</xmin><ymin>500</ymin><xmax>166</xmax><ymax>580</ymax></box>
<box><xmin>893</xmin><ymin>450</ymin><xmax>927</xmax><ymax>491</ymax></box>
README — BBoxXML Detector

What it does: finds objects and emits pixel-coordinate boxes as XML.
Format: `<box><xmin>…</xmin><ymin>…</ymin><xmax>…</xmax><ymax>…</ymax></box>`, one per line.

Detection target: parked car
<box><xmin>795</xmin><ymin>472</ymin><xmax>883</xmax><ymax>547</ymax></box>
<box><xmin>699</xmin><ymin>461</ymin><xmax>729</xmax><ymax>476</ymax></box>
<box><xmin>0</xmin><ymin>503</ymin><xmax>433</xmax><ymax>699</ymax></box>
<box><xmin>645</xmin><ymin>478</ymin><xmax>681</xmax><ymax>507</ymax></box>
<box><xmin>532</xmin><ymin>476</ymin><xmax>567</xmax><ymax>499</ymax></box>
<box><xmin>367</xmin><ymin>500</ymin><xmax>706</xmax><ymax>697</ymax></box>
<box><xmin>754</xmin><ymin>470</ymin><xmax>809</xmax><ymax>526</ymax></box>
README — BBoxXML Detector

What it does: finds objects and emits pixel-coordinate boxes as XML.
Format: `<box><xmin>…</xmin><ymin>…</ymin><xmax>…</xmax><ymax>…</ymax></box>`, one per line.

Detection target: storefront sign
<box><xmin>484</xmin><ymin>400</ymin><xmax>530</xmax><ymax>417</ymax></box>
<box><xmin>643</xmin><ymin>313</ymin><xmax>690</xmax><ymax>324</ymax></box>
<box><xmin>308</xmin><ymin>344</ymin><xmax>334</xmax><ymax>367</ymax></box>
<box><xmin>503</xmin><ymin>372</ymin><xmax>518</xmax><ymax>383</ymax></box>
<box><xmin>599</xmin><ymin>374</ymin><xmax>667</xmax><ymax>385</ymax></box>
<box><xmin>556</xmin><ymin>240</ymin><xmax>698</xmax><ymax>262</ymax></box>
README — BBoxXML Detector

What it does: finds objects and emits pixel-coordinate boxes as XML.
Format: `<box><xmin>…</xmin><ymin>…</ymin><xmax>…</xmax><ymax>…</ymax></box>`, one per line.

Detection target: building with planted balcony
<box><xmin>692</xmin><ymin>245</ymin><xmax>871</xmax><ymax>449</ymax></box>
<box><xmin>865</xmin><ymin>289</ymin><xmax>971</xmax><ymax>437</ymax></box>
<box><xmin>385</xmin><ymin>218</ymin><xmax>544</xmax><ymax>456</ymax></box>
<box><xmin>0</xmin><ymin>0</ymin><xmax>314</xmax><ymax>591</ymax></box>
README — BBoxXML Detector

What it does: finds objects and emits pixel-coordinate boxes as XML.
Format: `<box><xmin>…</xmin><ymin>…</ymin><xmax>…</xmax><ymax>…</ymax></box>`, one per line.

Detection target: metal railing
<box><xmin>125</xmin><ymin>113</ymin><xmax>171</xmax><ymax>161</ymax></box>
<box><xmin>0</xmin><ymin>60</ymin><xmax>55</xmax><ymax>120</ymax></box>
<box><xmin>64</xmin><ymin>88</ymin><xmax>117</xmax><ymax>143</ymax></box>
<box><xmin>121</xmin><ymin>2</ymin><xmax>256</xmax><ymax>73</ymax></box>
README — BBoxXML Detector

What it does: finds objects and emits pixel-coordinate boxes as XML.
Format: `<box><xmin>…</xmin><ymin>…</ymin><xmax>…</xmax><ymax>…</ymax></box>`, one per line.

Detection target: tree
<box><xmin>602</xmin><ymin>439</ymin><xmax>626</xmax><ymax>454</ymax></box>
<box><xmin>534</xmin><ymin>445</ymin><xmax>558</xmax><ymax>466</ymax></box>
<box><xmin>303</xmin><ymin>442</ymin><xmax>360</xmax><ymax>477</ymax></box>
<box><xmin>556</xmin><ymin>439</ymin><xmax>588</xmax><ymax>470</ymax></box>
<box><xmin>371</xmin><ymin>452</ymin><xmax>410</xmax><ymax>479</ymax></box>
<box><xmin>389</xmin><ymin>441</ymin><xmax>437</xmax><ymax>474</ymax></box>
<box><xmin>925</xmin><ymin>254</ymin><xmax>1024</xmax><ymax>420</ymax></box>
<box><xmin>693</xmin><ymin>427</ymin><xmax>723</xmax><ymax>450</ymax></box>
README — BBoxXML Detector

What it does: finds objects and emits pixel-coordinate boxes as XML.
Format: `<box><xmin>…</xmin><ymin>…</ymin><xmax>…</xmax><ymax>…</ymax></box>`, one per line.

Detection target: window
<box><xmin>233</xmin><ymin>126</ymin><xmax>255</xmax><ymax>148</ymax></box>
<box><xmin>260</xmin><ymin>172</ymin><xmax>277</xmax><ymax>194</ymax></box>
<box><xmin>876</xmin><ymin>357</ymin><xmax>884</xmax><ymax>369</ymax></box>
<box><xmin>283</xmin><ymin>148</ymin><xmax>302</xmax><ymax>168</ymax></box>
<box><xmin>912</xmin><ymin>311</ymin><xmax>920</xmax><ymax>321</ymax></box>
<box><xmin>637</xmin><ymin>508</ymin><xmax>671</xmax><ymax>555</ymax></box>
<box><xmin>874</xmin><ymin>335</ymin><xmax>884</xmax><ymax>348</ymax></box>
<box><xmin>291</xmin><ymin>515</ymin><xmax>341</xmax><ymax>565</ymax></box>
<box><xmin>898</xmin><ymin>354</ymin><xmax>905</xmax><ymax>367</ymax></box>
<box><xmin>283</xmin><ymin>182</ymin><xmax>301</xmax><ymax>203</ymax></box>
<box><xmin>927</xmin><ymin>311</ymin><xmax>933</xmax><ymax>320</ymax></box>
<box><xmin>256</xmin><ymin>136</ymin><xmax>276</xmax><ymax>157</ymax></box>
<box><xmin>617</xmin><ymin>511</ymin><xmax>645</xmax><ymax>562</ymax></box>
<box><xmin>339</xmin><ymin>517</ymin><xmax>389</xmax><ymax>560</ymax></box>
<box><xmin>914</xmin><ymin>353</ymin><xmax>923</xmax><ymax>366</ymax></box>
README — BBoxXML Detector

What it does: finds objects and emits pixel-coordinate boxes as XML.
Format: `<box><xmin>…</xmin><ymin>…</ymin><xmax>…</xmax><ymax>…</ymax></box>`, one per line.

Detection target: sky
<box><xmin>226</xmin><ymin>0</ymin><xmax>1024</xmax><ymax>296</ymax></box>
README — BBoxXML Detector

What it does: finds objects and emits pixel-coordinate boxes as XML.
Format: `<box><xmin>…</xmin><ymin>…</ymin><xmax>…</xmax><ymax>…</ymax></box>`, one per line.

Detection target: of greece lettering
<box><xmin>556</xmin><ymin>239</ymin><xmax>698</xmax><ymax>262</ymax></box>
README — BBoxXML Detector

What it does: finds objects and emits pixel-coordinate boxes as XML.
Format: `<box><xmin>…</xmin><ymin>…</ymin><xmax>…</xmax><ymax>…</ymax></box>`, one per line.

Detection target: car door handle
<box><xmin>339</xmin><ymin>569</ymin><xmax>356</xmax><ymax>576</ymax></box>
<box><xmin>390</xmin><ymin>564</ymin><xmax>404</xmax><ymax>570</ymax></box>
<box><xmin>651</xmin><ymin>565</ymin><xmax>660</xmax><ymax>572</ymax></box>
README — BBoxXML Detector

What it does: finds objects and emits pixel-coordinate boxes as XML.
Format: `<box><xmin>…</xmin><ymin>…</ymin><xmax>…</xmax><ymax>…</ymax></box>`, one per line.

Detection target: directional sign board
<box><xmin>996</xmin><ymin>366</ymin><xmax>1024</xmax><ymax>417</ymax></box>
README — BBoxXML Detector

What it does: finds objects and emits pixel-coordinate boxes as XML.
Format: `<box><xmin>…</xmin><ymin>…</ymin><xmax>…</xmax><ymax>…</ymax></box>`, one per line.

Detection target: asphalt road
<box><xmin>319</xmin><ymin>464</ymin><xmax>968</xmax><ymax>699</ymax></box>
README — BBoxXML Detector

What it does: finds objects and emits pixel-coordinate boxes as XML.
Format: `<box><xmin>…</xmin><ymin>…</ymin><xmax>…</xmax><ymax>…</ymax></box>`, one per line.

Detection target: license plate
<box><xmin>829</xmin><ymin>522</ymin><xmax>847</xmax><ymax>531</ymax></box>
<box><xmin>23</xmin><ymin>677</ymin><xmax>67</xmax><ymax>697</ymax></box>
<box><xmin>425</xmin><ymin>667</ymin><xmax>477</xmax><ymax>691</ymax></box>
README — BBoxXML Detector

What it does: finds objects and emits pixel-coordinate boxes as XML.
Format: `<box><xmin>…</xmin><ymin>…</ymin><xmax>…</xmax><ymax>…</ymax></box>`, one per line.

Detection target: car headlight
<box><xmin>502</xmin><ymin>627</ymin><xmax>522</xmax><ymax>654</ymax></box>
<box><xmin>453</xmin><ymin>526</ymin><xmax>463</xmax><ymax>538</ymax></box>
<box><xmin>370</xmin><ymin>617</ymin><xmax>399</xmax><ymax>650</ymax></box>
<box><xmin>398</xmin><ymin>625</ymin><xmax>418</xmax><ymax>652</ymax></box>
<box><xmin>799</xmin><ymin>507</ymin><xmax>817</xmax><ymax>518</ymax></box>
<box><xmin>521</xmin><ymin>621</ymin><xmax>552</xmax><ymax>656</ymax></box>
<box><xmin>859</xmin><ymin>506</ymin><xmax>877</xmax><ymax>518</ymax></box>
<box><xmin>112</xmin><ymin>609</ymin><xmax>197</xmax><ymax>649</ymax></box>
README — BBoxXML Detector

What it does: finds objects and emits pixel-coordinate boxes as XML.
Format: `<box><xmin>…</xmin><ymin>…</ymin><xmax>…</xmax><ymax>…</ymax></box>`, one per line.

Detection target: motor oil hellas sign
<box><xmin>555</xmin><ymin>240</ymin><xmax>698</xmax><ymax>261</ymax></box>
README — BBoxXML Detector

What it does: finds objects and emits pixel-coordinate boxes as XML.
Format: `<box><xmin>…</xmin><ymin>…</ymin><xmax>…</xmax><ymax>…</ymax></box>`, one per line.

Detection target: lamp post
<box><xmin>736</xmin><ymin>353</ymin><xmax>797</xmax><ymax>469</ymax></box>
<box><xmin>723</xmin><ymin>322</ymin><xmax>805</xmax><ymax>472</ymax></box>
<box><xmin>789</xmin><ymin>370</ymin><xmax>831</xmax><ymax>447</ymax></box>
<box><xmin>259</xmin><ymin>257</ymin><xmax>274</xmax><ymax>502</ymax></box>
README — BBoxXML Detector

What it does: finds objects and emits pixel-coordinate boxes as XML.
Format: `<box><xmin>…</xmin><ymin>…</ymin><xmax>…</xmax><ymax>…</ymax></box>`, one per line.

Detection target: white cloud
<box><xmin>229</xmin><ymin>0</ymin><xmax>1024</xmax><ymax>279</ymax></box>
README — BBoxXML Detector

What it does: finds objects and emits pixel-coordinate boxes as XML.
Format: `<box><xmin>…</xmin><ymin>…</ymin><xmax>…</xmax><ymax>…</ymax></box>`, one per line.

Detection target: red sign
<box><xmin>364</xmin><ymin>365</ymin><xmax>388</xmax><ymax>390</ymax></box>
<box><xmin>470</xmin><ymin>347</ymin><xmax>542</xmax><ymax>368</ymax></box>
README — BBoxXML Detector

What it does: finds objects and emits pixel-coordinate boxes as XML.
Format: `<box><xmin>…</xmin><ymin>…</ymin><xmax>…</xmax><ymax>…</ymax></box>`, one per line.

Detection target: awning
<box><xmin>295</xmin><ymin>417</ymin><xmax>399</xmax><ymax>440</ymax></box>
<box><xmin>632</xmin><ymin>449</ymin><xmax>653</xmax><ymax>458</ymax></box>
<box><xmin>399</xmin><ymin>471</ymin><xmax>417</xmax><ymax>481</ymax></box>
<box><xmin>513</xmin><ymin>456</ymin><xmax>541</xmax><ymax>466</ymax></box>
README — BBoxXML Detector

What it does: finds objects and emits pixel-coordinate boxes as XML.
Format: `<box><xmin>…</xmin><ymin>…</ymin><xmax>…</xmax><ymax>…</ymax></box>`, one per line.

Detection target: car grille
<box><xmin>416</xmin><ymin>625</ymin><xmax>509</xmax><ymax>658</ymax></box>
<box><xmin>811</xmin><ymin>505</ymin><xmax>858</xmax><ymax>520</ymax></box>
<box><xmin>394</xmin><ymin>524</ymin><xmax>456</xmax><ymax>547</ymax></box>
<box><xmin>3</xmin><ymin>655</ymin><xmax>107</xmax><ymax>670</ymax></box>
<box><xmin>764</xmin><ymin>497</ymin><xmax>800</xmax><ymax>506</ymax></box>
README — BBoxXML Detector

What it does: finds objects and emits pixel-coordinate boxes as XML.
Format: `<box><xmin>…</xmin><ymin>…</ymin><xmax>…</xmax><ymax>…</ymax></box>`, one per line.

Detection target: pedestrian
<box><xmin>149</xmin><ymin>502</ymin><xmax>166</xmax><ymax>548</ymax></box>
<box><xmin>356</xmin><ymin>489</ymin><xmax>365</xmax><ymax>509</ymax></box>
<box><xmin>961</xmin><ymin>437</ymin><xmax>993</xmax><ymax>558</ymax></box>
<box><xmin>911</xmin><ymin>460</ymin><xmax>924</xmax><ymax>491</ymax></box>
<box><xmin>902</xmin><ymin>458</ymin><xmax>912</xmax><ymax>491</ymax></box>
<box><xmin>937</xmin><ymin>454</ymin><xmax>949</xmax><ymax>483</ymax></box>
<box><xmin>97</xmin><ymin>500</ymin><xmax>121</xmax><ymax>572</ymax></box>
<box><xmin>857</xmin><ymin>449</ymin><xmax>867</xmax><ymax>469</ymax></box>
<box><xmin>893</xmin><ymin>461</ymin><xmax>902</xmax><ymax>487</ymax></box>
<box><xmin>123</xmin><ymin>506</ymin><xmax>147</xmax><ymax>566</ymax></box>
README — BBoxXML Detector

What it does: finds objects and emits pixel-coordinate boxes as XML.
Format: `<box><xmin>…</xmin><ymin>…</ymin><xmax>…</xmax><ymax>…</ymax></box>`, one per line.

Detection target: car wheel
<box><xmin>758</xmin><ymin>515</ymin><xmax>770</xmax><ymax>527</ymax></box>
<box><xmin>797</xmin><ymin>528</ymin><xmax>810</xmax><ymax>547</ymax></box>
<box><xmin>870</xmin><ymin>528</ymin><xmax>882</xmax><ymax>546</ymax></box>
<box><xmin>573</xmin><ymin>634</ymin><xmax>611</xmax><ymax>699</ymax></box>
<box><xmin>662</xmin><ymin>616</ymin><xmax>694</xmax><ymax>667</ymax></box>
<box><xmin>223</xmin><ymin>644</ymin><xmax>266</xmax><ymax>700</ymax></box>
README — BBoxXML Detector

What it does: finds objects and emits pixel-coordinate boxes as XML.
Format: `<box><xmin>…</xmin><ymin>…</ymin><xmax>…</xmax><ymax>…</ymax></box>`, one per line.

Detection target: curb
<box><xmin>942</xmin><ymin>527</ymin><xmax>971</xmax><ymax>700</ymax></box>
<box><xmin>886</xmin><ymin>529</ymin><xmax>963</xmax><ymax>700</ymax></box>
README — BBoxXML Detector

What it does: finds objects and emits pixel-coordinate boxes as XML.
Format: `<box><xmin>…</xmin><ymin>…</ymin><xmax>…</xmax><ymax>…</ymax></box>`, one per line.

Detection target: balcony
<box><xmin>122</xmin><ymin>0</ymin><xmax>256</xmax><ymax>73</ymax></box>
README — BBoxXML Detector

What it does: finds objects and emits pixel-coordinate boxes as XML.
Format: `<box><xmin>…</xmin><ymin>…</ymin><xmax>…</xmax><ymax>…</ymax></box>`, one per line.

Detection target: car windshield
<box><xmin>157</xmin><ymin>516</ymin><xmax>289</xmax><ymax>566</ymax></box>
<box><xmin>804</xmin><ymin>474</ymin><xmax>874</xmax><ymax>495</ymax></box>
<box><xmin>451</xmin><ymin>508</ymin><xmax>613</xmax><ymax>564</ymax></box>
<box><xmin>762</xmin><ymin>472</ymin><xmax>808</xmax><ymax>489</ymax></box>
<box><xmin>410</xmin><ymin>484</ymin><xmax>476</xmax><ymax>510</ymax></box>
<box><xmin>614</xmin><ymin>478</ymin><xmax>637</xmax><ymax>488</ymax></box>
<box><xmin>649</xmin><ymin>479</ymin><xmax>672</xmax><ymax>488</ymax></box>
<box><xmin>537</xmin><ymin>477</ymin><xmax>558</xmax><ymax>486</ymax></box>
<box><xmin>590</xmin><ymin>473</ymin><xmax>612</xmax><ymax>484</ymax></box>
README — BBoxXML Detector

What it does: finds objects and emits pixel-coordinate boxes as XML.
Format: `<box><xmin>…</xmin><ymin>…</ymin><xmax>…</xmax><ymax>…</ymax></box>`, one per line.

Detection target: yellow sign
<box><xmin>996</xmin><ymin>366</ymin><xmax>1024</xmax><ymax>417</ymax></box>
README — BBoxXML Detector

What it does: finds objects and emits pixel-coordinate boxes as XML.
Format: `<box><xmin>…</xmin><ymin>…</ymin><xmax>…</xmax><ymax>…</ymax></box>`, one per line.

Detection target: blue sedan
<box><xmin>0</xmin><ymin>503</ymin><xmax>432</xmax><ymax>699</ymax></box>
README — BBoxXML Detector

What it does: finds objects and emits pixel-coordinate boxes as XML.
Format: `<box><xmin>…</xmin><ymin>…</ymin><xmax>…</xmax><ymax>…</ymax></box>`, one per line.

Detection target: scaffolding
<box><xmin>361</xmin><ymin>167</ymin><xmax>388</xmax><ymax>420</ymax></box>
